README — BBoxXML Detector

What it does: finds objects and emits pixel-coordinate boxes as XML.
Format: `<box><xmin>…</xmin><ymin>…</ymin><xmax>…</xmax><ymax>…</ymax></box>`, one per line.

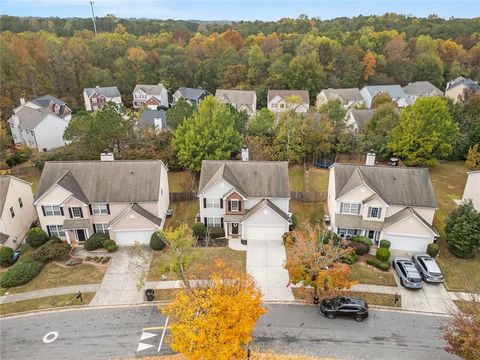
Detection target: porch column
<box><xmin>85</xmin><ymin>228</ymin><xmax>89</xmax><ymax>239</ymax></box>
<box><xmin>65</xmin><ymin>230</ymin><xmax>71</xmax><ymax>244</ymax></box>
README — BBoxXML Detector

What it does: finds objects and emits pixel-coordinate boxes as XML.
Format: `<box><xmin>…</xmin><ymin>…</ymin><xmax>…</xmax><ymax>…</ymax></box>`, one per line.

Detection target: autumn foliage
<box><xmin>162</xmin><ymin>260</ymin><xmax>266</xmax><ymax>360</ymax></box>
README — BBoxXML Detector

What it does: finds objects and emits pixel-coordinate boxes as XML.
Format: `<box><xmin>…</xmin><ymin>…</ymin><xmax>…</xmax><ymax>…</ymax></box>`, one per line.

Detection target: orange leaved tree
<box><xmin>284</xmin><ymin>226</ymin><xmax>355</xmax><ymax>297</ymax></box>
<box><xmin>162</xmin><ymin>260</ymin><xmax>266</xmax><ymax>360</ymax></box>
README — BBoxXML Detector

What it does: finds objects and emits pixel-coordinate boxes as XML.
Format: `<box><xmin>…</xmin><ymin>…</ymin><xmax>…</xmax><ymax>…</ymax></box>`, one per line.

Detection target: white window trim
<box><xmin>10</xmin><ymin>207</ymin><xmax>15</xmax><ymax>218</ymax></box>
<box><xmin>206</xmin><ymin>198</ymin><xmax>221</xmax><ymax>209</ymax></box>
<box><xmin>47</xmin><ymin>225</ymin><xmax>65</xmax><ymax>237</ymax></box>
<box><xmin>94</xmin><ymin>223</ymin><xmax>109</xmax><ymax>234</ymax></box>
<box><xmin>367</xmin><ymin>207</ymin><xmax>382</xmax><ymax>219</ymax></box>
<box><xmin>71</xmin><ymin>207</ymin><xmax>82</xmax><ymax>218</ymax></box>
<box><xmin>91</xmin><ymin>203</ymin><xmax>108</xmax><ymax>215</ymax></box>
<box><xmin>230</xmin><ymin>200</ymin><xmax>239</xmax><ymax>211</ymax></box>
<box><xmin>337</xmin><ymin>228</ymin><xmax>358</xmax><ymax>236</ymax></box>
<box><xmin>340</xmin><ymin>202</ymin><xmax>361</xmax><ymax>215</ymax></box>
<box><xmin>206</xmin><ymin>217</ymin><xmax>222</xmax><ymax>228</ymax></box>
<box><xmin>44</xmin><ymin>205</ymin><xmax>62</xmax><ymax>216</ymax></box>
<box><xmin>18</xmin><ymin>197</ymin><xmax>23</xmax><ymax>208</ymax></box>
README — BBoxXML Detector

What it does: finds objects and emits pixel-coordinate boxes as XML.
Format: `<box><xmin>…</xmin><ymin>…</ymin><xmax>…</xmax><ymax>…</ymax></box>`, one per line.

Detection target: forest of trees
<box><xmin>0</xmin><ymin>14</ymin><xmax>479</xmax><ymax>118</ymax></box>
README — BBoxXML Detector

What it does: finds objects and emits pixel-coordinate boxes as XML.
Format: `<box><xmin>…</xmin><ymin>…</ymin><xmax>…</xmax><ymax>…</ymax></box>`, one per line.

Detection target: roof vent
<box><xmin>100</xmin><ymin>151</ymin><xmax>114</xmax><ymax>161</ymax></box>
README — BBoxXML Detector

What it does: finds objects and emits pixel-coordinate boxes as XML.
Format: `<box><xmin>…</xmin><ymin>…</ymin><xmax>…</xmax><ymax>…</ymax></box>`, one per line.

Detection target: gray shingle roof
<box><xmin>383</xmin><ymin>207</ymin><xmax>439</xmax><ymax>235</ymax></box>
<box><xmin>133</xmin><ymin>84</ymin><xmax>165</xmax><ymax>96</ymax></box>
<box><xmin>446</xmin><ymin>76</ymin><xmax>479</xmax><ymax>91</ymax></box>
<box><xmin>31</xmin><ymin>95</ymin><xmax>66</xmax><ymax>108</ymax></box>
<box><xmin>63</xmin><ymin>219</ymin><xmax>91</xmax><ymax>230</ymax></box>
<box><xmin>175</xmin><ymin>87</ymin><xmax>210</xmax><ymax>102</ymax></box>
<box><xmin>332</xmin><ymin>163</ymin><xmax>437</xmax><ymax>208</ymax></box>
<box><xmin>241</xmin><ymin>199</ymin><xmax>290</xmax><ymax>222</ymax></box>
<box><xmin>321</xmin><ymin>88</ymin><xmax>363</xmax><ymax>102</ymax></box>
<box><xmin>131</xmin><ymin>203</ymin><xmax>162</xmax><ymax>226</ymax></box>
<box><xmin>36</xmin><ymin>160</ymin><xmax>166</xmax><ymax>203</ymax></box>
<box><xmin>348</xmin><ymin>109</ymin><xmax>375</xmax><ymax>130</ymax></box>
<box><xmin>268</xmin><ymin>90</ymin><xmax>310</xmax><ymax>104</ymax></box>
<box><xmin>13</xmin><ymin>107</ymin><xmax>54</xmax><ymax>130</ymax></box>
<box><xmin>0</xmin><ymin>232</ymin><xmax>9</xmax><ymax>244</ymax></box>
<box><xmin>84</xmin><ymin>86</ymin><xmax>121</xmax><ymax>98</ymax></box>
<box><xmin>0</xmin><ymin>176</ymin><xmax>12</xmax><ymax>214</ymax></box>
<box><xmin>363</xmin><ymin>85</ymin><xmax>407</xmax><ymax>99</ymax></box>
<box><xmin>403</xmin><ymin>81</ymin><xmax>444</xmax><ymax>96</ymax></box>
<box><xmin>138</xmin><ymin>110</ymin><xmax>167</xmax><ymax>129</ymax></box>
<box><xmin>198</xmin><ymin>160</ymin><xmax>290</xmax><ymax>198</ymax></box>
<box><xmin>215</xmin><ymin>89</ymin><xmax>256</xmax><ymax>106</ymax></box>
<box><xmin>335</xmin><ymin>214</ymin><xmax>384</xmax><ymax>231</ymax></box>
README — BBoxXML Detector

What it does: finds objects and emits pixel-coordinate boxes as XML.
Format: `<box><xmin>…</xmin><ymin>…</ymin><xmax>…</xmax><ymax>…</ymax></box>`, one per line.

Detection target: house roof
<box><xmin>348</xmin><ymin>109</ymin><xmax>375</xmax><ymax>130</ymax></box>
<box><xmin>198</xmin><ymin>160</ymin><xmax>290</xmax><ymax>198</ymax></box>
<box><xmin>215</xmin><ymin>89</ymin><xmax>256</xmax><ymax>106</ymax></box>
<box><xmin>332</xmin><ymin>163</ymin><xmax>437</xmax><ymax>208</ymax></box>
<box><xmin>383</xmin><ymin>207</ymin><xmax>439</xmax><ymax>235</ymax></box>
<box><xmin>403</xmin><ymin>81</ymin><xmax>444</xmax><ymax>97</ymax></box>
<box><xmin>241</xmin><ymin>199</ymin><xmax>290</xmax><ymax>223</ymax></box>
<box><xmin>131</xmin><ymin>203</ymin><xmax>162</xmax><ymax>226</ymax></box>
<box><xmin>268</xmin><ymin>90</ymin><xmax>310</xmax><ymax>104</ymax></box>
<box><xmin>36</xmin><ymin>160</ymin><xmax>166</xmax><ymax>203</ymax></box>
<box><xmin>0</xmin><ymin>176</ymin><xmax>12</xmax><ymax>214</ymax></box>
<box><xmin>0</xmin><ymin>232</ymin><xmax>9</xmax><ymax>244</ymax></box>
<box><xmin>362</xmin><ymin>85</ymin><xmax>407</xmax><ymax>100</ymax></box>
<box><xmin>321</xmin><ymin>88</ymin><xmax>363</xmax><ymax>102</ymax></box>
<box><xmin>84</xmin><ymin>86</ymin><xmax>121</xmax><ymax>98</ymax></box>
<box><xmin>175</xmin><ymin>87</ymin><xmax>210</xmax><ymax>102</ymax></box>
<box><xmin>133</xmin><ymin>84</ymin><xmax>166</xmax><ymax>96</ymax></box>
<box><xmin>138</xmin><ymin>110</ymin><xmax>167</xmax><ymax>129</ymax></box>
<box><xmin>12</xmin><ymin>106</ymin><xmax>59</xmax><ymax>130</ymax></box>
<box><xmin>446</xmin><ymin>76</ymin><xmax>479</xmax><ymax>91</ymax></box>
<box><xmin>62</xmin><ymin>219</ymin><xmax>91</xmax><ymax>230</ymax></box>
<box><xmin>334</xmin><ymin>214</ymin><xmax>384</xmax><ymax>231</ymax></box>
<box><xmin>30</xmin><ymin>95</ymin><xmax>66</xmax><ymax>108</ymax></box>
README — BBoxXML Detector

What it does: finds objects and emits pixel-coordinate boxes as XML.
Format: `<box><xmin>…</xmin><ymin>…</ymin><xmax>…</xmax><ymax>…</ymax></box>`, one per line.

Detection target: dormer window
<box><xmin>368</xmin><ymin>207</ymin><xmax>382</xmax><ymax>219</ymax></box>
<box><xmin>230</xmin><ymin>200</ymin><xmax>239</xmax><ymax>212</ymax></box>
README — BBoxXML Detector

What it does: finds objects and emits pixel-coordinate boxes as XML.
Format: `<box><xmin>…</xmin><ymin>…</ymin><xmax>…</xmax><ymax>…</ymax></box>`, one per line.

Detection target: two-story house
<box><xmin>403</xmin><ymin>81</ymin><xmax>444</xmax><ymax>104</ymax></box>
<box><xmin>345</xmin><ymin>109</ymin><xmax>375</xmax><ymax>133</ymax></box>
<box><xmin>445</xmin><ymin>77</ymin><xmax>480</xmax><ymax>103</ymax></box>
<box><xmin>316</xmin><ymin>88</ymin><xmax>364</xmax><ymax>109</ymax></box>
<box><xmin>34</xmin><ymin>156</ymin><xmax>169</xmax><ymax>246</ymax></box>
<box><xmin>328</xmin><ymin>161</ymin><xmax>439</xmax><ymax>252</ymax></box>
<box><xmin>172</xmin><ymin>87</ymin><xmax>210</xmax><ymax>105</ymax></box>
<box><xmin>360</xmin><ymin>85</ymin><xmax>410</xmax><ymax>108</ymax></box>
<box><xmin>8</xmin><ymin>95</ymin><xmax>72</xmax><ymax>151</ymax></box>
<box><xmin>0</xmin><ymin>176</ymin><xmax>37</xmax><ymax>249</ymax></box>
<box><xmin>83</xmin><ymin>86</ymin><xmax>123</xmax><ymax>111</ymax></box>
<box><xmin>198</xmin><ymin>160</ymin><xmax>290</xmax><ymax>244</ymax></box>
<box><xmin>132</xmin><ymin>84</ymin><xmax>169</xmax><ymax>109</ymax></box>
<box><xmin>267</xmin><ymin>90</ymin><xmax>310</xmax><ymax>114</ymax></box>
<box><xmin>215</xmin><ymin>89</ymin><xmax>257</xmax><ymax>117</ymax></box>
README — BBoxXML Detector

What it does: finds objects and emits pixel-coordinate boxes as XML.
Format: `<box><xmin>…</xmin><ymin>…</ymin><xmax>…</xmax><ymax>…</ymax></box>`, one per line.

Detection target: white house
<box><xmin>445</xmin><ymin>77</ymin><xmax>480</xmax><ymax>103</ymax></box>
<box><xmin>316</xmin><ymin>88</ymin><xmax>364</xmax><ymax>109</ymax></box>
<box><xmin>7</xmin><ymin>95</ymin><xmax>72</xmax><ymax>151</ymax></box>
<box><xmin>327</xmin><ymin>160</ymin><xmax>439</xmax><ymax>252</ymax></box>
<box><xmin>172</xmin><ymin>87</ymin><xmax>210</xmax><ymax>105</ymax></box>
<box><xmin>34</xmin><ymin>157</ymin><xmax>169</xmax><ymax>246</ymax></box>
<box><xmin>83</xmin><ymin>86</ymin><xmax>122</xmax><ymax>111</ymax></box>
<box><xmin>403</xmin><ymin>81</ymin><xmax>444</xmax><ymax>104</ymax></box>
<box><xmin>345</xmin><ymin>109</ymin><xmax>375</xmax><ymax>132</ymax></box>
<box><xmin>132</xmin><ymin>84</ymin><xmax>169</xmax><ymax>109</ymax></box>
<box><xmin>215</xmin><ymin>89</ymin><xmax>257</xmax><ymax>117</ymax></box>
<box><xmin>0</xmin><ymin>176</ymin><xmax>37</xmax><ymax>249</ymax></box>
<box><xmin>459</xmin><ymin>170</ymin><xmax>480</xmax><ymax>212</ymax></box>
<box><xmin>198</xmin><ymin>160</ymin><xmax>290</xmax><ymax>243</ymax></box>
<box><xmin>360</xmin><ymin>85</ymin><xmax>410</xmax><ymax>109</ymax></box>
<box><xmin>267</xmin><ymin>90</ymin><xmax>310</xmax><ymax>114</ymax></box>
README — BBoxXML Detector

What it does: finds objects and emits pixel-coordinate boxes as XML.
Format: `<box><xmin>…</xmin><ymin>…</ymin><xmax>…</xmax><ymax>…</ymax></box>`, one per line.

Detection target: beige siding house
<box><xmin>316</xmin><ymin>88</ymin><xmax>364</xmax><ymax>109</ymax></box>
<box><xmin>267</xmin><ymin>90</ymin><xmax>310</xmax><ymax>114</ymax></box>
<box><xmin>34</xmin><ymin>158</ymin><xmax>169</xmax><ymax>246</ymax></box>
<box><xmin>445</xmin><ymin>77</ymin><xmax>480</xmax><ymax>103</ymax></box>
<box><xmin>215</xmin><ymin>89</ymin><xmax>257</xmax><ymax>117</ymax></box>
<box><xmin>83</xmin><ymin>86</ymin><xmax>122</xmax><ymax>111</ymax></box>
<box><xmin>460</xmin><ymin>170</ymin><xmax>480</xmax><ymax>211</ymax></box>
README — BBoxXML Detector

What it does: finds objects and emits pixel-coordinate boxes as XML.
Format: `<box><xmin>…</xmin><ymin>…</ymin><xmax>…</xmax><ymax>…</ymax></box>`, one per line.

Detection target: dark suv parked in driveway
<box><xmin>320</xmin><ymin>296</ymin><xmax>369</xmax><ymax>322</ymax></box>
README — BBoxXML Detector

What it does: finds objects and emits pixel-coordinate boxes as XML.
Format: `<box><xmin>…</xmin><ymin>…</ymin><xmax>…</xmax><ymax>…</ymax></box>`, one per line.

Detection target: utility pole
<box><xmin>89</xmin><ymin>0</ymin><xmax>97</xmax><ymax>35</ymax></box>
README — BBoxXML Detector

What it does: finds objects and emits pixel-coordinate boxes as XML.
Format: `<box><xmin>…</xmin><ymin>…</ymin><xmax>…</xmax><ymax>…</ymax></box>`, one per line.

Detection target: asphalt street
<box><xmin>0</xmin><ymin>304</ymin><xmax>457</xmax><ymax>360</ymax></box>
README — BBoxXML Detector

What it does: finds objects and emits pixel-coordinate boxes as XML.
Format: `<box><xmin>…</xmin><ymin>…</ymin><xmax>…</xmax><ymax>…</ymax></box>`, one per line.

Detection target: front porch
<box><xmin>63</xmin><ymin>219</ymin><xmax>91</xmax><ymax>245</ymax></box>
<box><xmin>336</xmin><ymin>227</ymin><xmax>381</xmax><ymax>244</ymax></box>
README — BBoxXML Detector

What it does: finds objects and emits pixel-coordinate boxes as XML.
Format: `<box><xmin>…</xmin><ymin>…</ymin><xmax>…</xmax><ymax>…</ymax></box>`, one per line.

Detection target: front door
<box><xmin>76</xmin><ymin>229</ymin><xmax>87</xmax><ymax>242</ymax></box>
<box><xmin>231</xmin><ymin>223</ymin><xmax>239</xmax><ymax>235</ymax></box>
<box><xmin>367</xmin><ymin>230</ymin><xmax>379</xmax><ymax>244</ymax></box>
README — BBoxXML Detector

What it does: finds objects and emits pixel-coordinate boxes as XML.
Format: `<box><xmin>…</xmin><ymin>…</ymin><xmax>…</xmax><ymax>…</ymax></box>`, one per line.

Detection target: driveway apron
<box><xmin>246</xmin><ymin>239</ymin><xmax>294</xmax><ymax>302</ymax></box>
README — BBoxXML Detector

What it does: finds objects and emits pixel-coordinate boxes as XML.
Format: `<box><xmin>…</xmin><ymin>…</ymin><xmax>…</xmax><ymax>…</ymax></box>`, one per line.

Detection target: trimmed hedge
<box><xmin>191</xmin><ymin>222</ymin><xmax>206</xmax><ymax>240</ymax></box>
<box><xmin>84</xmin><ymin>234</ymin><xmax>109</xmax><ymax>251</ymax></box>
<box><xmin>0</xmin><ymin>261</ymin><xmax>43</xmax><ymax>288</ymax></box>
<box><xmin>26</xmin><ymin>227</ymin><xmax>49</xmax><ymax>249</ymax></box>
<box><xmin>208</xmin><ymin>227</ymin><xmax>225</xmax><ymax>239</ymax></box>
<box><xmin>427</xmin><ymin>243</ymin><xmax>439</xmax><ymax>257</ymax></box>
<box><xmin>32</xmin><ymin>239</ymin><xmax>71</xmax><ymax>263</ymax></box>
<box><xmin>150</xmin><ymin>230</ymin><xmax>167</xmax><ymax>250</ymax></box>
<box><xmin>347</xmin><ymin>240</ymin><xmax>369</xmax><ymax>255</ymax></box>
<box><xmin>379</xmin><ymin>239</ymin><xmax>391</xmax><ymax>249</ymax></box>
<box><xmin>366</xmin><ymin>258</ymin><xmax>390</xmax><ymax>271</ymax></box>
<box><xmin>375</xmin><ymin>248</ymin><xmax>391</xmax><ymax>262</ymax></box>
<box><xmin>0</xmin><ymin>246</ymin><xmax>14</xmax><ymax>267</ymax></box>
<box><xmin>103</xmin><ymin>240</ymin><xmax>117</xmax><ymax>253</ymax></box>
<box><xmin>351</xmin><ymin>236</ymin><xmax>373</xmax><ymax>251</ymax></box>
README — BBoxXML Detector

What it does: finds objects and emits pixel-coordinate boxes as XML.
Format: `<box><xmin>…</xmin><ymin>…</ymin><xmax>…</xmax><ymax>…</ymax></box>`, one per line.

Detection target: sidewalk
<box><xmin>0</xmin><ymin>284</ymin><xmax>101</xmax><ymax>304</ymax></box>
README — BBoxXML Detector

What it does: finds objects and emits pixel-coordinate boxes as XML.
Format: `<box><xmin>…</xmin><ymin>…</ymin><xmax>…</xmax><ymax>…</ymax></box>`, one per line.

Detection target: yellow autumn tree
<box><xmin>362</xmin><ymin>51</ymin><xmax>376</xmax><ymax>81</ymax></box>
<box><xmin>162</xmin><ymin>260</ymin><xmax>266</xmax><ymax>360</ymax></box>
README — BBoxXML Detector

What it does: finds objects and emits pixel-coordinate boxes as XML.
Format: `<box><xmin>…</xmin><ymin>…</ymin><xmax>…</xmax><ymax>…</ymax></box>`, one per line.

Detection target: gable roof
<box><xmin>241</xmin><ymin>199</ymin><xmax>290</xmax><ymax>223</ymax></box>
<box><xmin>138</xmin><ymin>109</ymin><xmax>167</xmax><ymax>129</ymax></box>
<box><xmin>133</xmin><ymin>84</ymin><xmax>166</xmax><ymax>96</ymax></box>
<box><xmin>348</xmin><ymin>109</ymin><xmax>375</xmax><ymax>130</ymax></box>
<box><xmin>84</xmin><ymin>86</ymin><xmax>121</xmax><ymax>98</ymax></box>
<box><xmin>268</xmin><ymin>90</ymin><xmax>309</xmax><ymax>104</ymax></box>
<box><xmin>403</xmin><ymin>81</ymin><xmax>444</xmax><ymax>97</ymax></box>
<box><xmin>0</xmin><ymin>232</ymin><xmax>9</xmax><ymax>244</ymax></box>
<box><xmin>446</xmin><ymin>76</ymin><xmax>480</xmax><ymax>91</ymax></box>
<box><xmin>175</xmin><ymin>87</ymin><xmax>210</xmax><ymax>102</ymax></box>
<box><xmin>36</xmin><ymin>160</ymin><xmax>165</xmax><ymax>203</ymax></box>
<box><xmin>332</xmin><ymin>163</ymin><xmax>437</xmax><ymax>208</ymax></box>
<box><xmin>12</xmin><ymin>106</ymin><xmax>61</xmax><ymax>130</ymax></box>
<box><xmin>215</xmin><ymin>89</ymin><xmax>256</xmax><ymax>106</ymax></box>
<box><xmin>383</xmin><ymin>207</ymin><xmax>439</xmax><ymax>235</ymax></box>
<box><xmin>321</xmin><ymin>88</ymin><xmax>363</xmax><ymax>102</ymax></box>
<box><xmin>107</xmin><ymin>203</ymin><xmax>162</xmax><ymax>228</ymax></box>
<box><xmin>362</xmin><ymin>85</ymin><xmax>407</xmax><ymax>100</ymax></box>
<box><xmin>0</xmin><ymin>175</ymin><xmax>31</xmax><ymax>214</ymax></box>
<box><xmin>30</xmin><ymin>95</ymin><xmax>66</xmax><ymax>108</ymax></box>
<box><xmin>198</xmin><ymin>160</ymin><xmax>289</xmax><ymax>198</ymax></box>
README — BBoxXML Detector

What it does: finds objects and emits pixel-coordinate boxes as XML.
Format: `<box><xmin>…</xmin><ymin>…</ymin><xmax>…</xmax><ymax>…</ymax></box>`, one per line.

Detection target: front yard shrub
<box><xmin>289</xmin><ymin>214</ymin><xmax>298</xmax><ymax>231</ymax></box>
<box><xmin>150</xmin><ymin>230</ymin><xmax>167</xmax><ymax>250</ymax></box>
<box><xmin>209</xmin><ymin>227</ymin><xmax>225</xmax><ymax>239</ymax></box>
<box><xmin>341</xmin><ymin>252</ymin><xmax>359</xmax><ymax>265</ymax></box>
<box><xmin>0</xmin><ymin>261</ymin><xmax>43</xmax><ymax>288</ymax></box>
<box><xmin>5</xmin><ymin>146</ymin><xmax>31</xmax><ymax>167</ymax></box>
<box><xmin>427</xmin><ymin>243</ymin><xmax>440</xmax><ymax>257</ymax></box>
<box><xmin>379</xmin><ymin>239</ymin><xmax>391</xmax><ymax>249</ymax></box>
<box><xmin>351</xmin><ymin>236</ymin><xmax>373</xmax><ymax>252</ymax></box>
<box><xmin>191</xmin><ymin>222</ymin><xmax>206</xmax><ymax>240</ymax></box>
<box><xmin>26</xmin><ymin>227</ymin><xmax>49</xmax><ymax>249</ymax></box>
<box><xmin>84</xmin><ymin>234</ymin><xmax>109</xmax><ymax>251</ymax></box>
<box><xmin>103</xmin><ymin>240</ymin><xmax>117</xmax><ymax>253</ymax></box>
<box><xmin>347</xmin><ymin>240</ymin><xmax>369</xmax><ymax>255</ymax></box>
<box><xmin>282</xmin><ymin>232</ymin><xmax>296</xmax><ymax>247</ymax></box>
<box><xmin>0</xmin><ymin>246</ymin><xmax>14</xmax><ymax>267</ymax></box>
<box><xmin>32</xmin><ymin>239</ymin><xmax>71</xmax><ymax>263</ymax></box>
<box><xmin>375</xmin><ymin>248</ymin><xmax>391</xmax><ymax>262</ymax></box>
<box><xmin>366</xmin><ymin>258</ymin><xmax>390</xmax><ymax>271</ymax></box>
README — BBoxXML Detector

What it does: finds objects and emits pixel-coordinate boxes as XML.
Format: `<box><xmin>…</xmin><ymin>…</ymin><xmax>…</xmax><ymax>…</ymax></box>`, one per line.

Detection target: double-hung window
<box><xmin>206</xmin><ymin>217</ymin><xmax>222</xmax><ymax>228</ymax></box>
<box><xmin>71</xmin><ymin>207</ymin><xmax>83</xmax><ymax>218</ymax></box>
<box><xmin>340</xmin><ymin>202</ymin><xmax>361</xmax><ymax>214</ymax></box>
<box><xmin>47</xmin><ymin>225</ymin><xmax>65</xmax><ymax>237</ymax></box>
<box><xmin>18</xmin><ymin>197</ymin><xmax>23</xmax><ymax>208</ymax></box>
<box><xmin>368</xmin><ymin>207</ymin><xmax>382</xmax><ymax>219</ymax></box>
<box><xmin>230</xmin><ymin>200</ymin><xmax>239</xmax><ymax>211</ymax></box>
<box><xmin>205</xmin><ymin>198</ymin><xmax>221</xmax><ymax>208</ymax></box>
<box><xmin>94</xmin><ymin>223</ymin><xmax>109</xmax><ymax>235</ymax></box>
<box><xmin>43</xmin><ymin>205</ymin><xmax>62</xmax><ymax>216</ymax></box>
<box><xmin>91</xmin><ymin>203</ymin><xmax>109</xmax><ymax>215</ymax></box>
<box><xmin>10</xmin><ymin>207</ymin><xmax>15</xmax><ymax>218</ymax></box>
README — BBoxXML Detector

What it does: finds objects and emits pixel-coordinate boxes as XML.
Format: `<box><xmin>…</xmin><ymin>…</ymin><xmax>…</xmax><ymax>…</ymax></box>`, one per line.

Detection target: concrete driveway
<box><xmin>246</xmin><ymin>239</ymin><xmax>294</xmax><ymax>302</ymax></box>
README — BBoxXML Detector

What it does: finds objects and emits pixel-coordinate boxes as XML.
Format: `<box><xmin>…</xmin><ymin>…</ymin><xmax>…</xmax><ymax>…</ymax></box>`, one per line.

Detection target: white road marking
<box><xmin>42</xmin><ymin>331</ymin><xmax>59</xmax><ymax>344</ymax></box>
<box><xmin>157</xmin><ymin>317</ymin><xmax>169</xmax><ymax>352</ymax></box>
<box><xmin>141</xmin><ymin>332</ymin><xmax>157</xmax><ymax>341</ymax></box>
<box><xmin>137</xmin><ymin>342</ymin><xmax>154</xmax><ymax>352</ymax></box>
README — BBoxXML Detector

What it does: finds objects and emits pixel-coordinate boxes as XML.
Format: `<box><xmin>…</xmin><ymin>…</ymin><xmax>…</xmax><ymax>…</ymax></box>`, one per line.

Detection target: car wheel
<box><xmin>354</xmin><ymin>315</ymin><xmax>364</xmax><ymax>322</ymax></box>
<box><xmin>326</xmin><ymin>312</ymin><xmax>335</xmax><ymax>319</ymax></box>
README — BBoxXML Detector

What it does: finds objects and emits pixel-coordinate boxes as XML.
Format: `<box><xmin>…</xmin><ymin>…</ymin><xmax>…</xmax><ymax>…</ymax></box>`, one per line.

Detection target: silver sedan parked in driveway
<box><xmin>393</xmin><ymin>256</ymin><xmax>423</xmax><ymax>289</ymax></box>
<box><xmin>412</xmin><ymin>253</ymin><xmax>444</xmax><ymax>283</ymax></box>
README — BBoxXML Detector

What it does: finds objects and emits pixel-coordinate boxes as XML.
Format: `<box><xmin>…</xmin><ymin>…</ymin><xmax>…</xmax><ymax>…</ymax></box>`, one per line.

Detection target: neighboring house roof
<box><xmin>332</xmin><ymin>163</ymin><xmax>437</xmax><ymax>208</ymax></box>
<box><xmin>36</xmin><ymin>160</ymin><xmax>166</xmax><ymax>203</ymax></box>
<box><xmin>362</xmin><ymin>85</ymin><xmax>407</xmax><ymax>100</ymax></box>
<box><xmin>268</xmin><ymin>90</ymin><xmax>310</xmax><ymax>104</ymax></box>
<box><xmin>198</xmin><ymin>160</ymin><xmax>289</xmax><ymax>198</ymax></box>
<box><xmin>403</xmin><ymin>81</ymin><xmax>444</xmax><ymax>97</ymax></box>
<box><xmin>84</xmin><ymin>86</ymin><xmax>121</xmax><ymax>98</ymax></box>
<box><xmin>348</xmin><ymin>109</ymin><xmax>375</xmax><ymax>130</ymax></box>
<box><xmin>138</xmin><ymin>110</ymin><xmax>167</xmax><ymax>129</ymax></box>
<box><xmin>175</xmin><ymin>87</ymin><xmax>210</xmax><ymax>101</ymax></box>
<box><xmin>241</xmin><ymin>199</ymin><xmax>290</xmax><ymax>223</ymax></box>
<box><xmin>30</xmin><ymin>95</ymin><xmax>66</xmax><ymax>108</ymax></box>
<box><xmin>321</xmin><ymin>88</ymin><xmax>363</xmax><ymax>102</ymax></box>
<box><xmin>383</xmin><ymin>207</ymin><xmax>439</xmax><ymax>235</ymax></box>
<box><xmin>0</xmin><ymin>176</ymin><xmax>12</xmax><ymax>214</ymax></box>
<box><xmin>446</xmin><ymin>76</ymin><xmax>480</xmax><ymax>91</ymax></box>
<box><xmin>0</xmin><ymin>232</ymin><xmax>9</xmax><ymax>244</ymax></box>
<box><xmin>133</xmin><ymin>84</ymin><xmax>166</xmax><ymax>96</ymax></box>
<box><xmin>215</xmin><ymin>89</ymin><xmax>256</xmax><ymax>106</ymax></box>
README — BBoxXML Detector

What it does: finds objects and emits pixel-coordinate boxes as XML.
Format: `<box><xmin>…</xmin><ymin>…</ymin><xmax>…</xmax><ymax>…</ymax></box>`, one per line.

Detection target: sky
<box><xmin>0</xmin><ymin>0</ymin><xmax>479</xmax><ymax>21</ymax></box>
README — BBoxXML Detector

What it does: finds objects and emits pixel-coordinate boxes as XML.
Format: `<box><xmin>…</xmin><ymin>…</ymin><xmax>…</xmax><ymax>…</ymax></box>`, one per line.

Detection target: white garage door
<box><xmin>384</xmin><ymin>234</ymin><xmax>431</xmax><ymax>252</ymax></box>
<box><xmin>245</xmin><ymin>225</ymin><xmax>287</xmax><ymax>240</ymax></box>
<box><xmin>114</xmin><ymin>230</ymin><xmax>154</xmax><ymax>246</ymax></box>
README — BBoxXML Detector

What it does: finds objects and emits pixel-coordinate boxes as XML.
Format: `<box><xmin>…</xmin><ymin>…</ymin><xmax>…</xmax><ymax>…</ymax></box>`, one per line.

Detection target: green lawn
<box><xmin>164</xmin><ymin>200</ymin><xmax>199</xmax><ymax>229</ymax></box>
<box><xmin>429</xmin><ymin>161</ymin><xmax>480</xmax><ymax>293</ymax></box>
<box><xmin>348</xmin><ymin>263</ymin><xmax>397</xmax><ymax>287</ymax></box>
<box><xmin>168</xmin><ymin>170</ymin><xmax>196</xmax><ymax>193</ymax></box>
<box><xmin>0</xmin><ymin>293</ymin><xmax>95</xmax><ymax>316</ymax></box>
<box><xmin>306</xmin><ymin>167</ymin><xmax>329</xmax><ymax>193</ymax></box>
<box><xmin>0</xmin><ymin>263</ymin><xmax>106</xmax><ymax>296</ymax></box>
<box><xmin>17</xmin><ymin>170</ymin><xmax>41</xmax><ymax>194</ymax></box>
<box><xmin>289</xmin><ymin>165</ymin><xmax>305</xmax><ymax>192</ymax></box>
<box><xmin>292</xmin><ymin>288</ymin><xmax>400</xmax><ymax>307</ymax></box>
<box><xmin>148</xmin><ymin>246</ymin><xmax>246</xmax><ymax>281</ymax></box>
<box><xmin>289</xmin><ymin>201</ymin><xmax>324</xmax><ymax>231</ymax></box>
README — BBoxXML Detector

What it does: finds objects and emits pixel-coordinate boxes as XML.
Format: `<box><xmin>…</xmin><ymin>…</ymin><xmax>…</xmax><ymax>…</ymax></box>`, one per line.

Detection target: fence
<box><xmin>334</xmin><ymin>154</ymin><xmax>405</xmax><ymax>167</ymax></box>
<box><xmin>11</xmin><ymin>166</ymin><xmax>39</xmax><ymax>175</ymax></box>
<box><xmin>170</xmin><ymin>191</ymin><xmax>197</xmax><ymax>202</ymax></box>
<box><xmin>290</xmin><ymin>191</ymin><xmax>326</xmax><ymax>203</ymax></box>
